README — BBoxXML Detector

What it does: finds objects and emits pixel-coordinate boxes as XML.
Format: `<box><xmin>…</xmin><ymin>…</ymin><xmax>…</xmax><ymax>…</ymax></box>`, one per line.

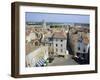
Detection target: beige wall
<box><xmin>26</xmin><ymin>46</ymin><xmax>48</xmax><ymax>67</ymax></box>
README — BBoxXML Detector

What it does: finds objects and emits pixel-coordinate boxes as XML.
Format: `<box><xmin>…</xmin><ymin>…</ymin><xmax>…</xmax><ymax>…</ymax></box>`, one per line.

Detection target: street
<box><xmin>48</xmin><ymin>54</ymin><xmax>78</xmax><ymax>66</ymax></box>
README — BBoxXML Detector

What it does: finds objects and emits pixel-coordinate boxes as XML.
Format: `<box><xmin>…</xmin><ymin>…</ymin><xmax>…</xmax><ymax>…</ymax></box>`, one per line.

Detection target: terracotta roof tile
<box><xmin>53</xmin><ymin>31</ymin><xmax>67</xmax><ymax>39</ymax></box>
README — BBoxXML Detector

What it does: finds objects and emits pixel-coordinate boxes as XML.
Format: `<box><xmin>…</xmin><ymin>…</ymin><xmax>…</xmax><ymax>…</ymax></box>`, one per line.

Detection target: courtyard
<box><xmin>48</xmin><ymin>54</ymin><xmax>78</xmax><ymax>66</ymax></box>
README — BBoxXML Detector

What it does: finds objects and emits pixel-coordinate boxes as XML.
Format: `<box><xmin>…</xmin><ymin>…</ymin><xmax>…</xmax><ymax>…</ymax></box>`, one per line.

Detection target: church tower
<box><xmin>42</xmin><ymin>19</ymin><xmax>46</xmax><ymax>29</ymax></box>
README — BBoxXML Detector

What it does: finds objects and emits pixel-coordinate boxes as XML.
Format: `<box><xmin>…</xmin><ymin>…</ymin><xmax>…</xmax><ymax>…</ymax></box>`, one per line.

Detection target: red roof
<box><xmin>53</xmin><ymin>31</ymin><xmax>67</xmax><ymax>39</ymax></box>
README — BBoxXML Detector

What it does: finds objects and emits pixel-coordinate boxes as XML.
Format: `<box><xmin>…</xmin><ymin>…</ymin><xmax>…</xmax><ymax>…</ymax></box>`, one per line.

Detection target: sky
<box><xmin>25</xmin><ymin>12</ymin><xmax>90</xmax><ymax>24</ymax></box>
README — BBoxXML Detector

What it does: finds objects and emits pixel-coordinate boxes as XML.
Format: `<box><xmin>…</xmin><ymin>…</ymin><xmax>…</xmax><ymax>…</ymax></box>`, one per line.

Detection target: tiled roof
<box><xmin>82</xmin><ymin>33</ymin><xmax>89</xmax><ymax>45</ymax></box>
<box><xmin>53</xmin><ymin>31</ymin><xmax>67</xmax><ymax>39</ymax></box>
<box><xmin>70</xmin><ymin>32</ymin><xmax>89</xmax><ymax>46</ymax></box>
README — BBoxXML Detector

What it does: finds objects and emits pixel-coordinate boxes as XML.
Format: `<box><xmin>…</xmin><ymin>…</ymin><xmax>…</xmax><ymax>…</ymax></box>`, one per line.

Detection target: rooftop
<box><xmin>82</xmin><ymin>33</ymin><xmax>89</xmax><ymax>45</ymax></box>
<box><xmin>53</xmin><ymin>31</ymin><xmax>67</xmax><ymax>39</ymax></box>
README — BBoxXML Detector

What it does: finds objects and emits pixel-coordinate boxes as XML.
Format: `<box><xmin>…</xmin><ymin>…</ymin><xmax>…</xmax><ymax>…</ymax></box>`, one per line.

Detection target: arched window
<box><xmin>34</xmin><ymin>41</ymin><xmax>39</xmax><ymax>46</ymax></box>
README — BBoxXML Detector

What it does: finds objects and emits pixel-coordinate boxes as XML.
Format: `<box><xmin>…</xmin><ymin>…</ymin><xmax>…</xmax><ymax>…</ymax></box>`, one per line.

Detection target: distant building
<box><xmin>53</xmin><ymin>31</ymin><xmax>67</xmax><ymax>57</ymax></box>
<box><xmin>42</xmin><ymin>31</ymin><xmax>54</xmax><ymax>60</ymax></box>
<box><xmin>42</xmin><ymin>30</ymin><xmax>68</xmax><ymax>58</ymax></box>
<box><xmin>74</xmin><ymin>23</ymin><xmax>89</xmax><ymax>27</ymax></box>
<box><xmin>26</xmin><ymin>46</ymin><xmax>48</xmax><ymax>67</ymax></box>
<box><xmin>75</xmin><ymin>32</ymin><xmax>89</xmax><ymax>60</ymax></box>
<box><xmin>42</xmin><ymin>20</ymin><xmax>47</xmax><ymax>29</ymax></box>
<box><xmin>68</xmin><ymin>28</ymin><xmax>90</xmax><ymax>61</ymax></box>
<box><xmin>26</xmin><ymin>31</ymin><xmax>37</xmax><ymax>43</ymax></box>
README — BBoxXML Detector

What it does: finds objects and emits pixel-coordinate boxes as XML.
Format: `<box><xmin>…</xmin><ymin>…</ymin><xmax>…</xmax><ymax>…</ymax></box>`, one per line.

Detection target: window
<box><xmin>78</xmin><ymin>47</ymin><xmax>80</xmax><ymax>50</ymax></box>
<box><xmin>78</xmin><ymin>39</ymin><xmax>82</xmax><ymax>43</ymax></box>
<box><xmin>78</xmin><ymin>36</ymin><xmax>83</xmax><ymax>42</ymax></box>
<box><xmin>61</xmin><ymin>40</ymin><xmax>63</xmax><ymax>42</ymax></box>
<box><xmin>56</xmin><ymin>44</ymin><xmax>58</xmax><ymax>47</ymax></box>
<box><xmin>49</xmin><ymin>38</ymin><xmax>52</xmax><ymax>41</ymax></box>
<box><xmin>83</xmin><ymin>48</ymin><xmax>86</xmax><ymax>52</ymax></box>
<box><xmin>35</xmin><ymin>41</ymin><xmax>39</xmax><ymax>46</ymax></box>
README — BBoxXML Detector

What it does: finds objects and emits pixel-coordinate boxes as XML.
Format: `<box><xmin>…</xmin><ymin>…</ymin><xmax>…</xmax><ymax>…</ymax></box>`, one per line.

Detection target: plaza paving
<box><xmin>48</xmin><ymin>54</ymin><xmax>79</xmax><ymax>66</ymax></box>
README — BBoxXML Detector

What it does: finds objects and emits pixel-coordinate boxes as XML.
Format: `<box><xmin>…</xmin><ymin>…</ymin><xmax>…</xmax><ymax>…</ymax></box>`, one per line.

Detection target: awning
<box><xmin>36</xmin><ymin>58</ymin><xmax>46</xmax><ymax>67</ymax></box>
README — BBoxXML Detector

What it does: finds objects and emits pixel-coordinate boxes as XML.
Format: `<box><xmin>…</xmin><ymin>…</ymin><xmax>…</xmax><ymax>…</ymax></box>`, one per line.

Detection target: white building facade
<box><xmin>53</xmin><ymin>39</ymin><xmax>67</xmax><ymax>56</ymax></box>
<box><xmin>53</xmin><ymin>31</ymin><xmax>67</xmax><ymax>57</ymax></box>
<box><xmin>75</xmin><ymin>33</ymin><xmax>90</xmax><ymax>60</ymax></box>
